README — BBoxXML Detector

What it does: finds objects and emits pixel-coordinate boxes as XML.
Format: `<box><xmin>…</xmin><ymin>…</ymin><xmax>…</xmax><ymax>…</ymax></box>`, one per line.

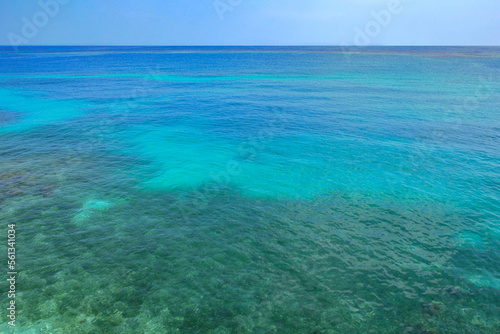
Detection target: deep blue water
<box><xmin>0</xmin><ymin>46</ymin><xmax>499</xmax><ymax>333</ymax></box>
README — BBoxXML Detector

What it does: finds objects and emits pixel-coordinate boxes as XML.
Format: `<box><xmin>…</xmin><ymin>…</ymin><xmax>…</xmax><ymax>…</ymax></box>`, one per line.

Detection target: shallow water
<box><xmin>0</xmin><ymin>46</ymin><xmax>499</xmax><ymax>333</ymax></box>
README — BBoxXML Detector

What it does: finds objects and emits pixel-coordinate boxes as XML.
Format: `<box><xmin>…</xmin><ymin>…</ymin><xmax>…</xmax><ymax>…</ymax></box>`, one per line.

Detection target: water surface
<box><xmin>0</xmin><ymin>46</ymin><xmax>499</xmax><ymax>333</ymax></box>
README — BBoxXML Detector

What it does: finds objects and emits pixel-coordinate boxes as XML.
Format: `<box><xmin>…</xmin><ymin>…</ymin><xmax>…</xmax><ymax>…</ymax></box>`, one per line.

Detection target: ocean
<box><xmin>0</xmin><ymin>46</ymin><xmax>499</xmax><ymax>333</ymax></box>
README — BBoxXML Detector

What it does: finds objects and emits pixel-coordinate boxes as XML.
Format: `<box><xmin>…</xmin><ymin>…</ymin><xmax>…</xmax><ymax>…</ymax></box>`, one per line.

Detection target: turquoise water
<box><xmin>0</xmin><ymin>46</ymin><xmax>499</xmax><ymax>333</ymax></box>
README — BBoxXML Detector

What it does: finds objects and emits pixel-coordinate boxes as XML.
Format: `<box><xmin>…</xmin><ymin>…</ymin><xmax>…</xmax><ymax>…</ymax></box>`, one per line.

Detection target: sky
<box><xmin>0</xmin><ymin>0</ymin><xmax>499</xmax><ymax>46</ymax></box>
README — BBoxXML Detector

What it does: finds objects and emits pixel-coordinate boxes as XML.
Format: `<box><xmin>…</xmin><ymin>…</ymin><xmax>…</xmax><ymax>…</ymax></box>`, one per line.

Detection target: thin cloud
<box><xmin>262</xmin><ymin>10</ymin><xmax>346</xmax><ymax>21</ymax></box>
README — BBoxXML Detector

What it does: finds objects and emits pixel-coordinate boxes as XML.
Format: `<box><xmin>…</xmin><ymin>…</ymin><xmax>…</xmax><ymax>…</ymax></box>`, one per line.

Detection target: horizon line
<box><xmin>1</xmin><ymin>45</ymin><xmax>500</xmax><ymax>48</ymax></box>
